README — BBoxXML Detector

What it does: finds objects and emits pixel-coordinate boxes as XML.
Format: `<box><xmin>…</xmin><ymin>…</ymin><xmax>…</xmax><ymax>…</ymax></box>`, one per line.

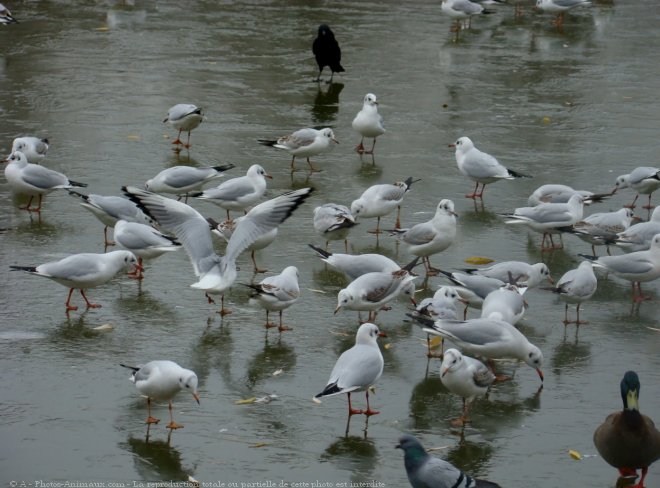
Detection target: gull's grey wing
<box><xmin>329</xmin><ymin>345</ymin><xmax>383</xmax><ymax>391</ymax></box>
<box><xmin>202</xmin><ymin>177</ymin><xmax>254</xmax><ymax>202</ymax></box>
<box><xmin>597</xmin><ymin>254</ymin><xmax>655</xmax><ymax>275</ymax></box>
<box><xmin>21</xmin><ymin>165</ymin><xmax>68</xmax><ymax>189</ymax></box>
<box><xmin>39</xmin><ymin>254</ymin><xmax>102</xmax><ymax>280</ymax></box>
<box><xmin>403</xmin><ymin>222</ymin><xmax>437</xmax><ymax>246</ymax></box>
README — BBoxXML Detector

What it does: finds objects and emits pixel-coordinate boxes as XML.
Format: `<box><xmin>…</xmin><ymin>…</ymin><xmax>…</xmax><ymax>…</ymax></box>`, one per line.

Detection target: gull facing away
<box><xmin>10</xmin><ymin>250</ymin><xmax>140</xmax><ymax>312</ymax></box>
<box><xmin>612</xmin><ymin>166</ymin><xmax>660</xmax><ymax>211</ymax></box>
<box><xmin>527</xmin><ymin>184</ymin><xmax>611</xmax><ymax>206</ymax></box>
<box><xmin>163</xmin><ymin>104</ymin><xmax>204</xmax><ymax>149</ymax></box>
<box><xmin>3</xmin><ymin>151</ymin><xmax>87</xmax><ymax>212</ymax></box>
<box><xmin>312</xmin><ymin>24</ymin><xmax>344</xmax><ymax>83</ymax></box>
<box><xmin>450</xmin><ymin>136</ymin><xmax>529</xmax><ymax>199</ymax></box>
<box><xmin>580</xmin><ymin>233</ymin><xmax>660</xmax><ymax>303</ymax></box>
<box><xmin>535</xmin><ymin>0</ymin><xmax>591</xmax><ymax>27</ymax></box>
<box><xmin>389</xmin><ymin>199</ymin><xmax>457</xmax><ymax>275</ymax></box>
<box><xmin>69</xmin><ymin>191</ymin><xmax>154</xmax><ymax>246</ymax></box>
<box><xmin>352</xmin><ymin>93</ymin><xmax>385</xmax><ymax>155</ymax></box>
<box><xmin>144</xmin><ymin>164</ymin><xmax>235</xmax><ymax>201</ymax></box>
<box><xmin>121</xmin><ymin>360</ymin><xmax>200</xmax><ymax>430</ymax></box>
<box><xmin>258</xmin><ymin>127</ymin><xmax>338</xmax><ymax>172</ymax></box>
<box><xmin>351</xmin><ymin>176</ymin><xmax>420</xmax><ymax>234</ymax></box>
<box><xmin>315</xmin><ymin>323</ymin><xmax>385</xmax><ymax>416</ymax></box>
<box><xmin>243</xmin><ymin>266</ymin><xmax>300</xmax><ymax>332</ymax></box>
<box><xmin>209</xmin><ymin>216</ymin><xmax>278</xmax><ymax>274</ymax></box>
<box><xmin>313</xmin><ymin>203</ymin><xmax>358</xmax><ymax>252</ymax></box>
<box><xmin>546</xmin><ymin>261</ymin><xmax>597</xmax><ymax>325</ymax></box>
<box><xmin>614</xmin><ymin>207</ymin><xmax>660</xmax><ymax>253</ymax></box>
<box><xmin>480</xmin><ymin>284</ymin><xmax>527</xmax><ymax>326</ymax></box>
<box><xmin>0</xmin><ymin>3</ymin><xmax>17</xmax><ymax>24</ymax></box>
<box><xmin>397</xmin><ymin>434</ymin><xmax>502</xmax><ymax>488</ymax></box>
<box><xmin>462</xmin><ymin>261</ymin><xmax>553</xmax><ymax>289</ymax></box>
<box><xmin>190</xmin><ymin>164</ymin><xmax>271</xmax><ymax>221</ymax></box>
<box><xmin>122</xmin><ymin>186</ymin><xmax>313</xmax><ymax>315</ymax></box>
<box><xmin>440</xmin><ymin>348</ymin><xmax>495</xmax><ymax>426</ymax></box>
<box><xmin>308</xmin><ymin>244</ymin><xmax>401</xmax><ymax>281</ymax></box>
<box><xmin>8</xmin><ymin>136</ymin><xmax>49</xmax><ymax>163</ymax></box>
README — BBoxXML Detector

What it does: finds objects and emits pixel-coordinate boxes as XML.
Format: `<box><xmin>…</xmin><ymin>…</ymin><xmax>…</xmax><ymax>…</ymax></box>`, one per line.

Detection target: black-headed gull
<box><xmin>3</xmin><ymin>151</ymin><xmax>87</xmax><ymax>212</ymax></box>
<box><xmin>0</xmin><ymin>3</ymin><xmax>17</xmax><ymax>24</ymax></box>
<box><xmin>315</xmin><ymin>323</ymin><xmax>385</xmax><ymax>416</ymax></box>
<box><xmin>352</xmin><ymin>93</ymin><xmax>385</xmax><ymax>155</ymax></box>
<box><xmin>120</xmin><ymin>360</ymin><xmax>199</xmax><ymax>430</ymax></box>
<box><xmin>547</xmin><ymin>261</ymin><xmax>597</xmax><ymax>325</ymax></box>
<box><xmin>10</xmin><ymin>250</ymin><xmax>140</xmax><ymax>312</ymax></box>
<box><xmin>190</xmin><ymin>164</ymin><xmax>271</xmax><ymax>221</ymax></box>
<box><xmin>450</xmin><ymin>136</ymin><xmax>528</xmax><ymax>199</ymax></box>
<box><xmin>440</xmin><ymin>348</ymin><xmax>495</xmax><ymax>426</ymax></box>
<box><xmin>144</xmin><ymin>164</ymin><xmax>235</xmax><ymax>201</ymax></box>
<box><xmin>312</xmin><ymin>24</ymin><xmax>344</xmax><ymax>83</ymax></box>
<box><xmin>527</xmin><ymin>184</ymin><xmax>611</xmax><ymax>206</ymax></box>
<box><xmin>480</xmin><ymin>284</ymin><xmax>527</xmax><ymax>325</ymax></box>
<box><xmin>580</xmin><ymin>234</ymin><xmax>660</xmax><ymax>303</ymax></box>
<box><xmin>389</xmin><ymin>199</ymin><xmax>457</xmax><ymax>275</ymax></box>
<box><xmin>439</xmin><ymin>270</ymin><xmax>506</xmax><ymax>316</ymax></box>
<box><xmin>409</xmin><ymin>286</ymin><xmax>464</xmax><ymax>356</ymax></box>
<box><xmin>308</xmin><ymin>244</ymin><xmax>401</xmax><ymax>280</ymax></box>
<box><xmin>462</xmin><ymin>261</ymin><xmax>553</xmax><ymax>288</ymax></box>
<box><xmin>209</xmin><ymin>216</ymin><xmax>278</xmax><ymax>274</ymax></box>
<box><xmin>244</xmin><ymin>266</ymin><xmax>300</xmax><ymax>332</ymax></box>
<box><xmin>163</xmin><ymin>104</ymin><xmax>204</xmax><ymax>149</ymax></box>
<box><xmin>313</xmin><ymin>203</ymin><xmax>358</xmax><ymax>252</ymax></box>
<box><xmin>441</xmin><ymin>0</ymin><xmax>493</xmax><ymax>32</ymax></box>
<box><xmin>614</xmin><ymin>207</ymin><xmax>660</xmax><ymax>253</ymax></box>
<box><xmin>397</xmin><ymin>434</ymin><xmax>502</xmax><ymax>488</ymax></box>
<box><xmin>8</xmin><ymin>136</ymin><xmax>49</xmax><ymax>163</ymax></box>
<box><xmin>259</xmin><ymin>127</ymin><xmax>339</xmax><ymax>172</ymax></box>
<box><xmin>593</xmin><ymin>371</ymin><xmax>660</xmax><ymax>488</ymax></box>
<box><xmin>113</xmin><ymin>220</ymin><xmax>181</xmax><ymax>280</ymax></box>
<box><xmin>123</xmin><ymin>186</ymin><xmax>312</xmax><ymax>315</ymax></box>
<box><xmin>351</xmin><ymin>176</ymin><xmax>419</xmax><ymax>233</ymax></box>
<box><xmin>535</xmin><ymin>0</ymin><xmax>591</xmax><ymax>26</ymax></box>
<box><xmin>562</xmin><ymin>208</ymin><xmax>633</xmax><ymax>257</ymax></box>
<box><xmin>69</xmin><ymin>191</ymin><xmax>154</xmax><ymax>246</ymax></box>
<box><xmin>613</xmin><ymin>166</ymin><xmax>660</xmax><ymax>211</ymax></box>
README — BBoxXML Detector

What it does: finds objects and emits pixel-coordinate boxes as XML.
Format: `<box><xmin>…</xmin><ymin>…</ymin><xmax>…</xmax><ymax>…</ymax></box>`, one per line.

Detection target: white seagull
<box><xmin>315</xmin><ymin>323</ymin><xmax>385</xmax><ymax>416</ymax></box>
<box><xmin>462</xmin><ymin>261</ymin><xmax>553</xmax><ymax>289</ymax></box>
<box><xmin>527</xmin><ymin>184</ymin><xmax>610</xmax><ymax>206</ymax></box>
<box><xmin>480</xmin><ymin>284</ymin><xmax>527</xmax><ymax>325</ymax></box>
<box><xmin>313</xmin><ymin>203</ymin><xmax>358</xmax><ymax>252</ymax></box>
<box><xmin>439</xmin><ymin>270</ymin><xmax>507</xmax><ymax>316</ymax></box>
<box><xmin>144</xmin><ymin>164</ymin><xmax>235</xmax><ymax>200</ymax></box>
<box><xmin>441</xmin><ymin>0</ymin><xmax>492</xmax><ymax>31</ymax></box>
<box><xmin>548</xmin><ymin>261</ymin><xmax>597</xmax><ymax>325</ymax></box>
<box><xmin>613</xmin><ymin>166</ymin><xmax>660</xmax><ymax>211</ymax></box>
<box><xmin>0</xmin><ymin>3</ymin><xmax>17</xmax><ymax>24</ymax></box>
<box><xmin>308</xmin><ymin>245</ymin><xmax>401</xmax><ymax>280</ymax></box>
<box><xmin>8</xmin><ymin>137</ymin><xmax>49</xmax><ymax>163</ymax></box>
<box><xmin>352</xmin><ymin>93</ymin><xmax>385</xmax><ymax>155</ymax></box>
<box><xmin>259</xmin><ymin>127</ymin><xmax>339</xmax><ymax>172</ymax></box>
<box><xmin>120</xmin><ymin>360</ymin><xmax>199</xmax><ymax>429</ymax></box>
<box><xmin>563</xmin><ymin>208</ymin><xmax>633</xmax><ymax>256</ymax></box>
<box><xmin>450</xmin><ymin>136</ymin><xmax>528</xmax><ymax>199</ymax></box>
<box><xmin>351</xmin><ymin>177</ymin><xmax>419</xmax><ymax>233</ymax></box>
<box><xmin>614</xmin><ymin>207</ymin><xmax>660</xmax><ymax>253</ymax></box>
<box><xmin>535</xmin><ymin>0</ymin><xmax>591</xmax><ymax>26</ymax></box>
<box><xmin>122</xmin><ymin>186</ymin><xmax>312</xmax><ymax>315</ymax></box>
<box><xmin>10</xmin><ymin>250</ymin><xmax>140</xmax><ymax>312</ymax></box>
<box><xmin>3</xmin><ymin>151</ymin><xmax>87</xmax><ymax>212</ymax></box>
<box><xmin>244</xmin><ymin>266</ymin><xmax>300</xmax><ymax>332</ymax></box>
<box><xmin>163</xmin><ymin>104</ymin><xmax>204</xmax><ymax>149</ymax></box>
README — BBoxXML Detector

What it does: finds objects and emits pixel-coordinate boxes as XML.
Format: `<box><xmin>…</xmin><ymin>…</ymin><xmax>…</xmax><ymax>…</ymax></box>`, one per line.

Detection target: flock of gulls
<box><xmin>2</xmin><ymin>3</ymin><xmax>660</xmax><ymax>488</ymax></box>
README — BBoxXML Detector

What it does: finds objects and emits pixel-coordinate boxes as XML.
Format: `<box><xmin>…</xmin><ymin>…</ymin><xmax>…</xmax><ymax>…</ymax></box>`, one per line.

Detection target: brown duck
<box><xmin>593</xmin><ymin>371</ymin><xmax>660</xmax><ymax>488</ymax></box>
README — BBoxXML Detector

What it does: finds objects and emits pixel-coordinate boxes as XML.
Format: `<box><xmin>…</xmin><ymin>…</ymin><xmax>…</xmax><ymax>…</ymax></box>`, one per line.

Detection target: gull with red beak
<box><xmin>259</xmin><ymin>127</ymin><xmax>339</xmax><ymax>172</ymax></box>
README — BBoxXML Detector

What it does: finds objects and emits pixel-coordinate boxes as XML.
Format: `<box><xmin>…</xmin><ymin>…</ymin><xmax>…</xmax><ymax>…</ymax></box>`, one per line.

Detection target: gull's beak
<box><xmin>441</xmin><ymin>367</ymin><xmax>449</xmax><ymax>378</ymax></box>
<box><xmin>537</xmin><ymin>368</ymin><xmax>544</xmax><ymax>382</ymax></box>
<box><xmin>410</xmin><ymin>297</ymin><xmax>417</xmax><ymax>307</ymax></box>
<box><xmin>333</xmin><ymin>305</ymin><xmax>341</xmax><ymax>315</ymax></box>
<box><xmin>192</xmin><ymin>392</ymin><xmax>201</xmax><ymax>404</ymax></box>
<box><xmin>332</xmin><ymin>138</ymin><xmax>339</xmax><ymax>144</ymax></box>
<box><xmin>458</xmin><ymin>297</ymin><xmax>469</xmax><ymax>305</ymax></box>
<box><xmin>163</xmin><ymin>117</ymin><xmax>169</xmax><ymax>123</ymax></box>
<box><xmin>448</xmin><ymin>143</ymin><xmax>456</xmax><ymax>148</ymax></box>
<box><xmin>546</xmin><ymin>275</ymin><xmax>554</xmax><ymax>285</ymax></box>
<box><xmin>265</xmin><ymin>173</ymin><xmax>273</xmax><ymax>179</ymax></box>
<box><xmin>378</xmin><ymin>331</ymin><xmax>388</xmax><ymax>338</ymax></box>
<box><xmin>610</xmin><ymin>187</ymin><xmax>618</xmax><ymax>195</ymax></box>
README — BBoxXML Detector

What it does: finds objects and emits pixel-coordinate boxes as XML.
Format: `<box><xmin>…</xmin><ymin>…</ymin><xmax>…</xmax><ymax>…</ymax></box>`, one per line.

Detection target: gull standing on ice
<box><xmin>408</xmin><ymin>286</ymin><xmax>464</xmax><ymax>356</ymax></box>
<box><xmin>308</xmin><ymin>245</ymin><xmax>401</xmax><ymax>280</ymax></box>
<box><xmin>562</xmin><ymin>208</ymin><xmax>633</xmax><ymax>256</ymax></box>
<box><xmin>352</xmin><ymin>93</ymin><xmax>385</xmax><ymax>155</ymax></box>
<box><xmin>547</xmin><ymin>261</ymin><xmax>597</xmax><ymax>325</ymax></box>
<box><xmin>244</xmin><ymin>266</ymin><xmax>300</xmax><ymax>332</ymax></box>
<box><xmin>441</xmin><ymin>0</ymin><xmax>493</xmax><ymax>31</ymax></box>
<box><xmin>527</xmin><ymin>184</ymin><xmax>610</xmax><ymax>206</ymax></box>
<box><xmin>315</xmin><ymin>323</ymin><xmax>385</xmax><ymax>416</ymax></box>
<box><xmin>259</xmin><ymin>128</ymin><xmax>338</xmax><ymax>172</ymax></box>
<box><xmin>163</xmin><ymin>104</ymin><xmax>204</xmax><ymax>149</ymax></box>
<box><xmin>3</xmin><ymin>151</ymin><xmax>87</xmax><ymax>212</ymax></box>
<box><xmin>351</xmin><ymin>177</ymin><xmax>419</xmax><ymax>233</ymax></box>
<box><xmin>480</xmin><ymin>284</ymin><xmax>527</xmax><ymax>325</ymax></box>
<box><xmin>450</xmin><ymin>137</ymin><xmax>528</xmax><ymax>199</ymax></box>
<box><xmin>312</xmin><ymin>24</ymin><xmax>344</xmax><ymax>83</ymax></box>
<box><xmin>10</xmin><ymin>250</ymin><xmax>140</xmax><ymax>312</ymax></box>
<box><xmin>8</xmin><ymin>137</ymin><xmax>49</xmax><ymax>163</ymax></box>
<box><xmin>462</xmin><ymin>261</ymin><xmax>552</xmax><ymax>289</ymax></box>
<box><xmin>612</xmin><ymin>166</ymin><xmax>660</xmax><ymax>212</ymax></box>
<box><xmin>144</xmin><ymin>164</ymin><xmax>235</xmax><ymax>201</ymax></box>
<box><xmin>614</xmin><ymin>207</ymin><xmax>660</xmax><ymax>253</ymax></box>
<box><xmin>121</xmin><ymin>360</ymin><xmax>200</xmax><ymax>430</ymax></box>
<box><xmin>123</xmin><ymin>186</ymin><xmax>312</xmax><ymax>315</ymax></box>
<box><xmin>313</xmin><ymin>203</ymin><xmax>358</xmax><ymax>252</ymax></box>
<box><xmin>439</xmin><ymin>270</ymin><xmax>506</xmax><ymax>316</ymax></box>
<box><xmin>535</xmin><ymin>0</ymin><xmax>592</xmax><ymax>27</ymax></box>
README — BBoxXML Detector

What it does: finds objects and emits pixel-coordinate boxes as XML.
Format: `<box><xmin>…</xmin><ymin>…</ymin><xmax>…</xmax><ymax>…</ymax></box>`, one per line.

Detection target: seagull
<box><xmin>144</xmin><ymin>164</ymin><xmax>235</xmax><ymax>201</ymax></box>
<box><xmin>313</xmin><ymin>203</ymin><xmax>358</xmax><ymax>252</ymax></box>
<box><xmin>315</xmin><ymin>323</ymin><xmax>385</xmax><ymax>416</ymax></box>
<box><xmin>580</xmin><ymin>233</ymin><xmax>660</xmax><ymax>303</ymax></box>
<box><xmin>480</xmin><ymin>284</ymin><xmax>527</xmax><ymax>325</ymax></box>
<box><xmin>389</xmin><ymin>199</ymin><xmax>457</xmax><ymax>275</ymax></box>
<box><xmin>397</xmin><ymin>434</ymin><xmax>502</xmax><ymax>488</ymax></box>
<box><xmin>312</xmin><ymin>24</ymin><xmax>344</xmax><ymax>83</ymax></box>
<box><xmin>259</xmin><ymin>127</ymin><xmax>339</xmax><ymax>172</ymax></box>
<box><xmin>561</xmin><ymin>208</ymin><xmax>633</xmax><ymax>256</ymax></box>
<box><xmin>613</xmin><ymin>166</ymin><xmax>660</xmax><ymax>211</ymax></box>
<box><xmin>352</xmin><ymin>93</ymin><xmax>385</xmax><ymax>155</ymax></box>
<box><xmin>244</xmin><ymin>266</ymin><xmax>300</xmax><ymax>332</ymax></box>
<box><xmin>450</xmin><ymin>137</ymin><xmax>528</xmax><ymax>199</ymax></box>
<box><xmin>0</xmin><ymin>3</ymin><xmax>17</xmax><ymax>24</ymax></box>
<box><xmin>69</xmin><ymin>191</ymin><xmax>154</xmax><ymax>246</ymax></box>
<box><xmin>113</xmin><ymin>220</ymin><xmax>181</xmax><ymax>280</ymax></box>
<box><xmin>423</xmin><ymin>317</ymin><xmax>544</xmax><ymax>382</ymax></box>
<box><xmin>535</xmin><ymin>0</ymin><xmax>591</xmax><ymax>26</ymax></box>
<box><xmin>208</xmin><ymin>216</ymin><xmax>278</xmax><ymax>274</ymax></box>
<box><xmin>408</xmin><ymin>286</ymin><xmax>464</xmax><ymax>357</ymax></box>
<box><xmin>122</xmin><ymin>186</ymin><xmax>312</xmax><ymax>315</ymax></box>
<box><xmin>335</xmin><ymin>264</ymin><xmax>418</xmax><ymax>323</ymax></box>
<box><xmin>163</xmin><ymin>104</ymin><xmax>204</xmax><ymax>149</ymax></box>
<box><xmin>190</xmin><ymin>164</ymin><xmax>271</xmax><ymax>221</ymax></box>
<box><xmin>8</xmin><ymin>137</ymin><xmax>49</xmax><ymax>163</ymax></box>
<box><xmin>461</xmin><ymin>261</ymin><xmax>553</xmax><ymax>289</ymax></box>
<box><xmin>547</xmin><ymin>261</ymin><xmax>597</xmax><ymax>325</ymax></box>
<box><xmin>2</xmin><ymin>151</ymin><xmax>87</xmax><ymax>212</ymax></box>
<box><xmin>593</xmin><ymin>371</ymin><xmax>660</xmax><ymax>488</ymax></box>
<box><xmin>351</xmin><ymin>176</ymin><xmax>419</xmax><ymax>233</ymax></box>
<box><xmin>527</xmin><ymin>184</ymin><xmax>611</xmax><ymax>206</ymax></box>
<box><xmin>10</xmin><ymin>250</ymin><xmax>140</xmax><ymax>312</ymax></box>
<box><xmin>120</xmin><ymin>360</ymin><xmax>200</xmax><ymax>430</ymax></box>
<box><xmin>614</xmin><ymin>207</ymin><xmax>660</xmax><ymax>253</ymax></box>
<box><xmin>440</xmin><ymin>348</ymin><xmax>495</xmax><ymax>426</ymax></box>
<box><xmin>502</xmin><ymin>194</ymin><xmax>586</xmax><ymax>250</ymax></box>
<box><xmin>439</xmin><ymin>270</ymin><xmax>507</xmax><ymax>316</ymax></box>
<box><xmin>441</xmin><ymin>0</ymin><xmax>493</xmax><ymax>31</ymax></box>
<box><xmin>308</xmin><ymin>244</ymin><xmax>401</xmax><ymax>280</ymax></box>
